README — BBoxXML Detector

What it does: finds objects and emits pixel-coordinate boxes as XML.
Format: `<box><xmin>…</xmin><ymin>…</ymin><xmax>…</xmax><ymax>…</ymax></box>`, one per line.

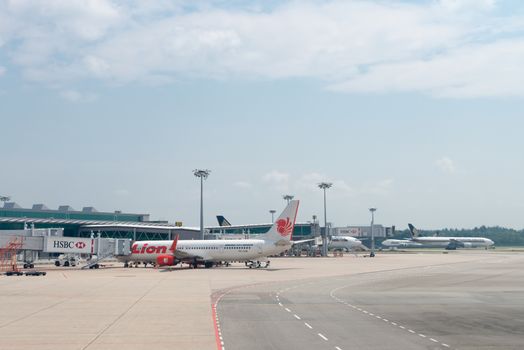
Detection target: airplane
<box><xmin>408</xmin><ymin>223</ymin><xmax>494</xmax><ymax>250</ymax></box>
<box><xmin>216</xmin><ymin>215</ymin><xmax>232</xmax><ymax>227</ymax></box>
<box><xmin>381</xmin><ymin>239</ymin><xmax>423</xmax><ymax>250</ymax></box>
<box><xmin>328</xmin><ymin>236</ymin><xmax>366</xmax><ymax>251</ymax></box>
<box><xmin>119</xmin><ymin>200</ymin><xmax>301</xmax><ymax>269</ymax></box>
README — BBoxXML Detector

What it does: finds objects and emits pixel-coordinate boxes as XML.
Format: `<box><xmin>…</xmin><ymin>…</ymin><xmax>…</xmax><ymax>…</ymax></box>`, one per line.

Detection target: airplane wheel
<box><xmin>124</xmin><ymin>262</ymin><xmax>129</xmax><ymax>268</ymax></box>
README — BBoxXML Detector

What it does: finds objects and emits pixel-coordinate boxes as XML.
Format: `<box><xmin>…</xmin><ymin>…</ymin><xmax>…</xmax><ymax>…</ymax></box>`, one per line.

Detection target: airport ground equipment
<box><xmin>0</xmin><ymin>236</ymin><xmax>24</xmax><ymax>273</ymax></box>
<box><xmin>24</xmin><ymin>271</ymin><xmax>46</xmax><ymax>276</ymax></box>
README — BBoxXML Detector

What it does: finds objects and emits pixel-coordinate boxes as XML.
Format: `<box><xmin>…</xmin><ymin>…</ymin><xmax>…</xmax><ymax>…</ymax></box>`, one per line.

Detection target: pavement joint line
<box><xmin>304</xmin><ymin>322</ymin><xmax>313</xmax><ymax>329</ymax></box>
<box><xmin>318</xmin><ymin>333</ymin><xmax>328</xmax><ymax>341</ymax></box>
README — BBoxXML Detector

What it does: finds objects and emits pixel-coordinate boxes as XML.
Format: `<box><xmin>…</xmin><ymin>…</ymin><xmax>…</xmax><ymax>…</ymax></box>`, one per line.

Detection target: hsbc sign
<box><xmin>44</xmin><ymin>237</ymin><xmax>92</xmax><ymax>254</ymax></box>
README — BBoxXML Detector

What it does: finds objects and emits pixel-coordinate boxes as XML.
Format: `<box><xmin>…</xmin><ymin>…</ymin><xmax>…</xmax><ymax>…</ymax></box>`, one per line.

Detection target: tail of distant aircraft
<box><xmin>216</xmin><ymin>215</ymin><xmax>232</xmax><ymax>227</ymax></box>
<box><xmin>261</xmin><ymin>200</ymin><xmax>300</xmax><ymax>246</ymax></box>
<box><xmin>408</xmin><ymin>223</ymin><xmax>420</xmax><ymax>238</ymax></box>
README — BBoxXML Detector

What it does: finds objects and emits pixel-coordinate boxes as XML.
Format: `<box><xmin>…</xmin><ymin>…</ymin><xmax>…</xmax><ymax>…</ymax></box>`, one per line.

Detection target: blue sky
<box><xmin>1</xmin><ymin>0</ymin><xmax>524</xmax><ymax>229</ymax></box>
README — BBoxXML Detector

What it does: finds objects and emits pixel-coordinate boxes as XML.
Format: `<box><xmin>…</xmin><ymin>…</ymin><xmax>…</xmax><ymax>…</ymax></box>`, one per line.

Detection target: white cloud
<box><xmin>263</xmin><ymin>170</ymin><xmax>289</xmax><ymax>184</ymax></box>
<box><xmin>114</xmin><ymin>189</ymin><xmax>130</xmax><ymax>196</ymax></box>
<box><xmin>234</xmin><ymin>181</ymin><xmax>252</xmax><ymax>189</ymax></box>
<box><xmin>364</xmin><ymin>178</ymin><xmax>394</xmax><ymax>196</ymax></box>
<box><xmin>59</xmin><ymin>89</ymin><xmax>97</xmax><ymax>102</ymax></box>
<box><xmin>1</xmin><ymin>1</ymin><xmax>523</xmax><ymax>97</ymax></box>
<box><xmin>435</xmin><ymin>157</ymin><xmax>456</xmax><ymax>173</ymax></box>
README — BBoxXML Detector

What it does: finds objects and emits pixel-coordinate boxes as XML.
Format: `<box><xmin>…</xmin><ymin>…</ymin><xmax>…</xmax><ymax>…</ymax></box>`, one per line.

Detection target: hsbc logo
<box><xmin>51</xmin><ymin>240</ymin><xmax>89</xmax><ymax>250</ymax></box>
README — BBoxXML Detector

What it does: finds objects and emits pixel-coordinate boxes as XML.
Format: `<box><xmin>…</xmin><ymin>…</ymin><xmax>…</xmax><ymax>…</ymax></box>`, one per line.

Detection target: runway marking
<box><xmin>375</xmin><ymin>316</ymin><xmax>382</xmax><ymax>319</ymax></box>
<box><xmin>418</xmin><ymin>334</ymin><xmax>426</xmax><ymax>338</ymax></box>
<box><xmin>430</xmin><ymin>338</ymin><xmax>438</xmax><ymax>343</ymax></box>
<box><xmin>383</xmin><ymin>319</ymin><xmax>389</xmax><ymax>322</ymax></box>
<box><xmin>442</xmin><ymin>344</ymin><xmax>450</xmax><ymax>348</ymax></box>
<box><xmin>304</xmin><ymin>322</ymin><xmax>313</xmax><ymax>329</ymax></box>
<box><xmin>368</xmin><ymin>312</ymin><xmax>374</xmax><ymax>316</ymax></box>
<box><xmin>318</xmin><ymin>333</ymin><xmax>328</xmax><ymax>341</ymax></box>
<box><xmin>408</xmin><ymin>329</ymin><xmax>416</xmax><ymax>333</ymax></box>
<box><xmin>285</xmin><ymin>308</ymin><xmax>291</xmax><ymax>312</ymax></box>
<box><xmin>294</xmin><ymin>314</ymin><xmax>301</xmax><ymax>320</ymax></box>
<box><xmin>399</xmin><ymin>326</ymin><xmax>405</xmax><ymax>329</ymax></box>
<box><xmin>278</xmin><ymin>302</ymin><xmax>283</xmax><ymax>307</ymax></box>
<box><xmin>391</xmin><ymin>322</ymin><xmax>397</xmax><ymax>326</ymax></box>
<box><xmin>335</xmin><ymin>347</ymin><xmax>342</xmax><ymax>350</ymax></box>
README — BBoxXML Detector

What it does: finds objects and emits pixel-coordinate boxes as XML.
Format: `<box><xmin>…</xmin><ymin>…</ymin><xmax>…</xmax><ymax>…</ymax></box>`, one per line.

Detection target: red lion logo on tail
<box><xmin>276</xmin><ymin>217</ymin><xmax>293</xmax><ymax>237</ymax></box>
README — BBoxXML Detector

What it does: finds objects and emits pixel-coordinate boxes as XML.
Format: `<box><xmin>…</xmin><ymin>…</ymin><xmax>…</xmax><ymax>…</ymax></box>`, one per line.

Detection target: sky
<box><xmin>1</xmin><ymin>0</ymin><xmax>524</xmax><ymax>230</ymax></box>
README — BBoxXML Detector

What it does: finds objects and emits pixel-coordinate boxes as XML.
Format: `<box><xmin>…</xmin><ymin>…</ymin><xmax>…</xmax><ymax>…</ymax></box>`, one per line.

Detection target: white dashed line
<box><xmin>430</xmin><ymin>338</ymin><xmax>438</xmax><ymax>343</ymax></box>
<box><xmin>304</xmin><ymin>322</ymin><xmax>313</xmax><ymax>329</ymax></box>
<box><xmin>418</xmin><ymin>334</ymin><xmax>426</xmax><ymax>338</ymax></box>
<box><xmin>408</xmin><ymin>330</ymin><xmax>416</xmax><ymax>333</ymax></box>
<box><xmin>335</xmin><ymin>347</ymin><xmax>342</xmax><ymax>350</ymax></box>
<box><xmin>318</xmin><ymin>333</ymin><xmax>328</xmax><ymax>341</ymax></box>
<box><xmin>399</xmin><ymin>326</ymin><xmax>405</xmax><ymax>329</ymax></box>
<box><xmin>383</xmin><ymin>319</ymin><xmax>389</xmax><ymax>322</ymax></box>
<box><xmin>294</xmin><ymin>314</ymin><xmax>301</xmax><ymax>320</ymax></box>
<box><xmin>369</xmin><ymin>313</ymin><xmax>374</xmax><ymax>316</ymax></box>
<box><xmin>284</xmin><ymin>308</ymin><xmax>291</xmax><ymax>313</ymax></box>
<box><xmin>278</xmin><ymin>302</ymin><xmax>283</xmax><ymax>307</ymax></box>
<box><xmin>391</xmin><ymin>322</ymin><xmax>397</xmax><ymax>326</ymax></box>
<box><xmin>442</xmin><ymin>344</ymin><xmax>450</xmax><ymax>348</ymax></box>
<box><xmin>375</xmin><ymin>316</ymin><xmax>382</xmax><ymax>319</ymax></box>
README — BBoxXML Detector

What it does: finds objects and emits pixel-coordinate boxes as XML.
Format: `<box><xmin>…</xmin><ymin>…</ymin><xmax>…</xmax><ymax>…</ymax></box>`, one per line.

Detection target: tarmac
<box><xmin>0</xmin><ymin>251</ymin><xmax>522</xmax><ymax>350</ymax></box>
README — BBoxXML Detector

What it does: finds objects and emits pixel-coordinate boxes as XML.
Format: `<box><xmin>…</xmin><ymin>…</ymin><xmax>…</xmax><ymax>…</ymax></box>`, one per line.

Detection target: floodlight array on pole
<box><xmin>269</xmin><ymin>209</ymin><xmax>276</xmax><ymax>223</ymax></box>
<box><xmin>193</xmin><ymin>169</ymin><xmax>211</xmax><ymax>240</ymax></box>
<box><xmin>283</xmin><ymin>194</ymin><xmax>294</xmax><ymax>204</ymax></box>
<box><xmin>0</xmin><ymin>195</ymin><xmax>10</xmax><ymax>208</ymax></box>
<box><xmin>369</xmin><ymin>208</ymin><xmax>377</xmax><ymax>257</ymax></box>
<box><xmin>317</xmin><ymin>182</ymin><xmax>333</xmax><ymax>257</ymax></box>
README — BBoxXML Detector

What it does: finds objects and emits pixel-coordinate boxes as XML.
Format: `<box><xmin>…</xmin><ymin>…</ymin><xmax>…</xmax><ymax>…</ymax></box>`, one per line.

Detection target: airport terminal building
<box><xmin>0</xmin><ymin>203</ymin><xmax>199</xmax><ymax>241</ymax></box>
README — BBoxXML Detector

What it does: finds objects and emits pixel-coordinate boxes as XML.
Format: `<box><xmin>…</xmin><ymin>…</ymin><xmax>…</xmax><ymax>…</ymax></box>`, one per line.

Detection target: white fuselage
<box><xmin>328</xmin><ymin>236</ymin><xmax>363</xmax><ymax>251</ymax></box>
<box><xmin>119</xmin><ymin>239</ymin><xmax>291</xmax><ymax>264</ymax></box>
<box><xmin>381</xmin><ymin>239</ymin><xmax>423</xmax><ymax>249</ymax></box>
<box><xmin>412</xmin><ymin>236</ymin><xmax>494</xmax><ymax>248</ymax></box>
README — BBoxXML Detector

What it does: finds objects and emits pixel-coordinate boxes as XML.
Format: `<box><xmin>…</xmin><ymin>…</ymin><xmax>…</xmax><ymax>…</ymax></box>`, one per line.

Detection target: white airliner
<box><xmin>119</xmin><ymin>200</ymin><xmax>301</xmax><ymax>268</ymax></box>
<box><xmin>329</xmin><ymin>236</ymin><xmax>366</xmax><ymax>251</ymax></box>
<box><xmin>381</xmin><ymin>239</ymin><xmax>423</xmax><ymax>250</ymax></box>
<box><xmin>408</xmin><ymin>224</ymin><xmax>494</xmax><ymax>250</ymax></box>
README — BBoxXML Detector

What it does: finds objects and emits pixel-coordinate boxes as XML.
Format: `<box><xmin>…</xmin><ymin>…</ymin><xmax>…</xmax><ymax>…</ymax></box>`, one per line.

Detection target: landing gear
<box><xmin>124</xmin><ymin>262</ymin><xmax>129</xmax><ymax>268</ymax></box>
<box><xmin>245</xmin><ymin>260</ymin><xmax>270</xmax><ymax>268</ymax></box>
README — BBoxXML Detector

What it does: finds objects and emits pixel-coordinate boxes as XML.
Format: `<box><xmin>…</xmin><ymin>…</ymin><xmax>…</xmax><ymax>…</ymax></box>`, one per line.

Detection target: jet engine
<box><xmin>156</xmin><ymin>255</ymin><xmax>177</xmax><ymax>266</ymax></box>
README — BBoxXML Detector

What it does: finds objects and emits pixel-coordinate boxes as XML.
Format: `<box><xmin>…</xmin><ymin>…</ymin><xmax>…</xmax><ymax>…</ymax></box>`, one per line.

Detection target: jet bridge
<box><xmin>0</xmin><ymin>228</ymin><xmax>132</xmax><ymax>268</ymax></box>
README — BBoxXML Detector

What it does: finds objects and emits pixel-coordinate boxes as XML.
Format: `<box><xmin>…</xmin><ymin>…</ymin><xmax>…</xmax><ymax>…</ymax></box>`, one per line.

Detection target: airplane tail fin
<box><xmin>408</xmin><ymin>223</ymin><xmax>420</xmax><ymax>238</ymax></box>
<box><xmin>169</xmin><ymin>234</ymin><xmax>179</xmax><ymax>252</ymax></box>
<box><xmin>261</xmin><ymin>200</ymin><xmax>299</xmax><ymax>245</ymax></box>
<box><xmin>216</xmin><ymin>215</ymin><xmax>232</xmax><ymax>227</ymax></box>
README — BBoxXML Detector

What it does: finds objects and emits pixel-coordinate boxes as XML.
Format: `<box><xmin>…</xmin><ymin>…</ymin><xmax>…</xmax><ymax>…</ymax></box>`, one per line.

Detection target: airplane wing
<box><xmin>292</xmin><ymin>238</ymin><xmax>317</xmax><ymax>245</ymax></box>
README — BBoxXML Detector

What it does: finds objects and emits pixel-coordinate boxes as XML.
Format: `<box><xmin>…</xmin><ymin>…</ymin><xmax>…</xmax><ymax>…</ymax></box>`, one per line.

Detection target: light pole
<box><xmin>0</xmin><ymin>195</ymin><xmax>10</xmax><ymax>207</ymax></box>
<box><xmin>283</xmin><ymin>194</ymin><xmax>294</xmax><ymax>204</ymax></box>
<box><xmin>318</xmin><ymin>182</ymin><xmax>332</xmax><ymax>257</ymax></box>
<box><xmin>193</xmin><ymin>169</ymin><xmax>211</xmax><ymax>240</ymax></box>
<box><xmin>269</xmin><ymin>209</ymin><xmax>276</xmax><ymax>222</ymax></box>
<box><xmin>369</xmin><ymin>208</ymin><xmax>377</xmax><ymax>257</ymax></box>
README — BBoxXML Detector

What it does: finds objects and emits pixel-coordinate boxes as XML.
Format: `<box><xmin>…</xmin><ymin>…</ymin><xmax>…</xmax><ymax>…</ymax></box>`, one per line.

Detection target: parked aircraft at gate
<box><xmin>119</xmin><ymin>200</ymin><xmax>301</xmax><ymax>268</ymax></box>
